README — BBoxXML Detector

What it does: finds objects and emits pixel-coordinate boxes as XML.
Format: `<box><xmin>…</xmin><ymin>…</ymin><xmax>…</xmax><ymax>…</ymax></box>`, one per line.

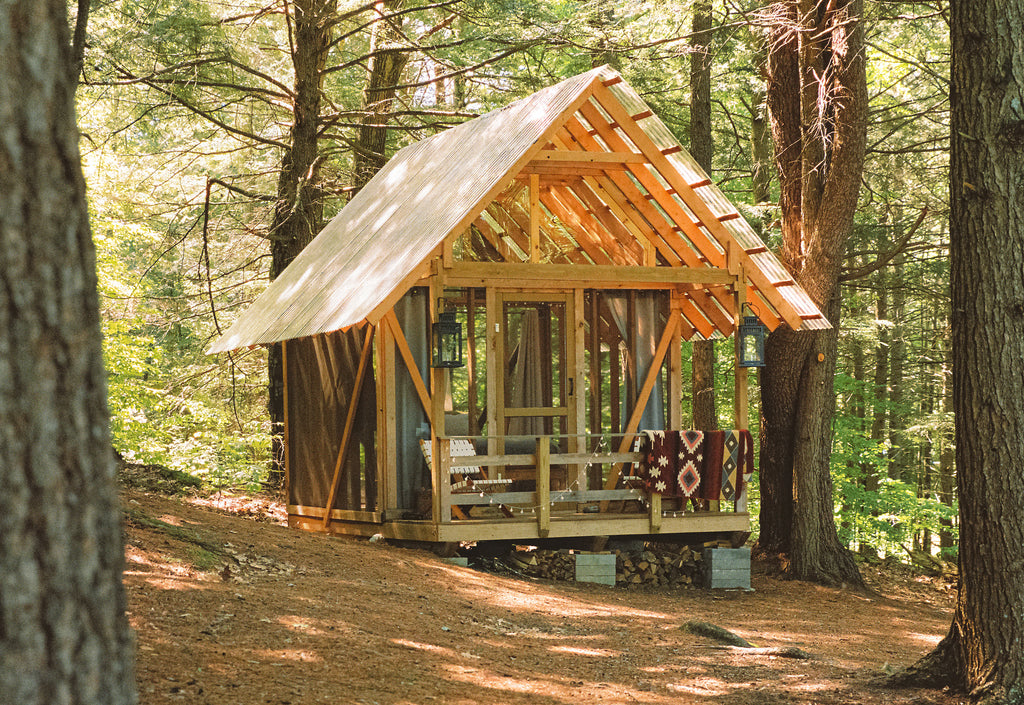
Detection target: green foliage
<box><xmin>79</xmin><ymin>0</ymin><xmax>959</xmax><ymax>566</ymax></box>
<box><xmin>830</xmin><ymin>373</ymin><xmax>957</xmax><ymax>556</ymax></box>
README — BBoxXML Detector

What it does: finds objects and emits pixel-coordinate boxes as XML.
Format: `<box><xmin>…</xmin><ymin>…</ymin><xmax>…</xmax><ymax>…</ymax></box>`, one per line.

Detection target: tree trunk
<box><xmin>352</xmin><ymin>0</ymin><xmax>410</xmax><ymax>193</ymax></box>
<box><xmin>690</xmin><ymin>0</ymin><xmax>717</xmax><ymax>430</ymax></box>
<box><xmin>757</xmin><ymin>0</ymin><xmax>866</xmax><ymax>586</ymax></box>
<box><xmin>0</xmin><ymin>2</ymin><xmax>136</xmax><ymax>702</ymax></box>
<box><xmin>898</xmin><ymin>0</ymin><xmax>1024</xmax><ymax>697</ymax></box>
<box><xmin>267</xmin><ymin>0</ymin><xmax>337</xmax><ymax>486</ymax></box>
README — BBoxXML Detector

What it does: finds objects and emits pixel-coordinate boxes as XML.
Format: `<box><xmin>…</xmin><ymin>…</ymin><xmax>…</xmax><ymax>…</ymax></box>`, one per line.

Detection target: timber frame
<box><xmin>211</xmin><ymin>66</ymin><xmax>828</xmax><ymax>546</ymax></box>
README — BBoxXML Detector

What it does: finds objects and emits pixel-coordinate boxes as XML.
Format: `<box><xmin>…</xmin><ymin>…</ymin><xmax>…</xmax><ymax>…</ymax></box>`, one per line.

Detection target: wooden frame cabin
<box><xmin>210</xmin><ymin>66</ymin><xmax>828</xmax><ymax>546</ymax></box>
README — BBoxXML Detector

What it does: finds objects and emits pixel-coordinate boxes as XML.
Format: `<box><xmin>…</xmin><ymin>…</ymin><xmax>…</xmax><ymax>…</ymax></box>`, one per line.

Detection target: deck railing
<box><xmin>432</xmin><ymin>435</ymin><xmax>748</xmax><ymax>537</ymax></box>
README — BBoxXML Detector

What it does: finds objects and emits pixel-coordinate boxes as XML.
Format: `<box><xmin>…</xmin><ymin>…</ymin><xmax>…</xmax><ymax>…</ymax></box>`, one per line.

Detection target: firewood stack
<box><xmin>615</xmin><ymin>546</ymin><xmax>702</xmax><ymax>588</ymax></box>
<box><xmin>505</xmin><ymin>545</ymin><xmax>705</xmax><ymax>588</ymax></box>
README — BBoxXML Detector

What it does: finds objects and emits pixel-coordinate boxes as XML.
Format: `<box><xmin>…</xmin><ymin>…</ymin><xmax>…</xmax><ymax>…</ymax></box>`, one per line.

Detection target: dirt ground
<box><xmin>122</xmin><ymin>488</ymin><xmax>965</xmax><ymax>705</ymax></box>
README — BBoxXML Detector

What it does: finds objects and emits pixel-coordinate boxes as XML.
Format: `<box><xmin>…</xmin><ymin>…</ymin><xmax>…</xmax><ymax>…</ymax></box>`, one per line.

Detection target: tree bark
<box><xmin>690</xmin><ymin>0</ymin><xmax>717</xmax><ymax>430</ymax></box>
<box><xmin>267</xmin><ymin>0</ymin><xmax>338</xmax><ymax>485</ymax></box>
<box><xmin>0</xmin><ymin>2</ymin><xmax>136</xmax><ymax>702</ymax></box>
<box><xmin>756</xmin><ymin>0</ymin><xmax>866</xmax><ymax>586</ymax></box>
<box><xmin>352</xmin><ymin>0</ymin><xmax>410</xmax><ymax>193</ymax></box>
<box><xmin>898</xmin><ymin>0</ymin><xmax>1024</xmax><ymax>697</ymax></box>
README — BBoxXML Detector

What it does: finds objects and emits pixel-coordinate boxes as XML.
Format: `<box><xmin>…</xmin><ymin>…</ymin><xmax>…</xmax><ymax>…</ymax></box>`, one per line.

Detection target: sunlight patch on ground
<box><xmin>440</xmin><ymin>665</ymin><xmax>584</xmax><ymax>700</ymax></box>
<box><xmin>255</xmin><ymin>648</ymin><xmax>323</xmax><ymax>663</ymax></box>
<box><xmin>789</xmin><ymin>678</ymin><xmax>834</xmax><ymax>693</ymax></box>
<box><xmin>548</xmin><ymin>645</ymin><xmax>622</xmax><ymax>658</ymax></box>
<box><xmin>437</xmin><ymin>566</ymin><xmax>670</xmax><ymax>621</ymax></box>
<box><xmin>273</xmin><ymin>615</ymin><xmax>329</xmax><ymax>636</ymax></box>
<box><xmin>391</xmin><ymin>638</ymin><xmax>462</xmax><ymax>660</ymax></box>
<box><xmin>907</xmin><ymin>631</ymin><xmax>943</xmax><ymax>647</ymax></box>
<box><xmin>667</xmin><ymin>678</ymin><xmax>732</xmax><ymax>696</ymax></box>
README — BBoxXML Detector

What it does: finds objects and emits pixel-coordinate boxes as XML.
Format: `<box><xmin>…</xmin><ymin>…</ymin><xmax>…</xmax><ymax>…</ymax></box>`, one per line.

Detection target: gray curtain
<box><xmin>507</xmin><ymin>308</ymin><xmax>545</xmax><ymax>437</ymax></box>
<box><xmin>394</xmin><ymin>287</ymin><xmax>430</xmax><ymax>509</ymax></box>
<box><xmin>605</xmin><ymin>291</ymin><xmax>667</xmax><ymax>431</ymax></box>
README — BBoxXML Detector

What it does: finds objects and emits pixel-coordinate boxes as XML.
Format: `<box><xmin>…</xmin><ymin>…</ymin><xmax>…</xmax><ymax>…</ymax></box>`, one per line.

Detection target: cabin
<box><xmin>210</xmin><ymin>66</ymin><xmax>828</xmax><ymax>549</ymax></box>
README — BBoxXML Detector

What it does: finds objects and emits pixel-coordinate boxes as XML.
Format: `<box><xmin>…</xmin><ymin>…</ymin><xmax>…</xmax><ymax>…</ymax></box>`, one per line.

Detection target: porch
<box><xmin>288</xmin><ymin>434</ymin><xmax>750</xmax><ymax>544</ymax></box>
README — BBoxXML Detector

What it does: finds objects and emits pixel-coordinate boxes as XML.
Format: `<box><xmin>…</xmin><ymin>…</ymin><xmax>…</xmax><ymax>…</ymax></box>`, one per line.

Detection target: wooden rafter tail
<box><xmin>322</xmin><ymin>324</ymin><xmax>375</xmax><ymax>531</ymax></box>
<box><xmin>576</xmin><ymin>102</ymin><xmax>726</xmax><ymax>267</ymax></box>
<box><xmin>589</xmin><ymin>83</ymin><xmax>808</xmax><ymax>330</ymax></box>
<box><xmin>560</xmin><ymin>116</ymin><xmax>712</xmax><ymax>273</ymax></box>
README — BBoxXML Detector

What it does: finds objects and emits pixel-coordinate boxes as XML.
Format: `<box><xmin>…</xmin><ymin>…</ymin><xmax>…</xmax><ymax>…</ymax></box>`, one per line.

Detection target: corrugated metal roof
<box><xmin>210</xmin><ymin>66</ymin><xmax>827</xmax><ymax>353</ymax></box>
<box><xmin>210</xmin><ymin>68</ymin><xmax>605</xmax><ymax>353</ymax></box>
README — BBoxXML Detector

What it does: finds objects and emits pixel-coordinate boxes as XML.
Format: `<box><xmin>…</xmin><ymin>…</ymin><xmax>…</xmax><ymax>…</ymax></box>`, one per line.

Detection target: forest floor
<box><xmin>122</xmin><ymin>484</ymin><xmax>965</xmax><ymax>705</ymax></box>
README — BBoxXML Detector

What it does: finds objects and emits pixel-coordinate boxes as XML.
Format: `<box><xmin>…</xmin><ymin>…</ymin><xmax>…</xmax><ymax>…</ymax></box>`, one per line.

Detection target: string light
<box><xmin>448</xmin><ymin>434</ymin><xmax>742</xmax><ymax>518</ymax></box>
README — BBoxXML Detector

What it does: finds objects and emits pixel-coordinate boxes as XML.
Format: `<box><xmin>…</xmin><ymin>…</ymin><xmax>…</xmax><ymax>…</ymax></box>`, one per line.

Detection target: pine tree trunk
<box><xmin>756</xmin><ymin>0</ymin><xmax>866</xmax><ymax>586</ymax></box>
<box><xmin>352</xmin><ymin>0</ymin><xmax>410</xmax><ymax>193</ymax></box>
<box><xmin>0</xmin><ymin>2</ymin><xmax>136</xmax><ymax>702</ymax></box>
<box><xmin>267</xmin><ymin>0</ymin><xmax>337</xmax><ymax>485</ymax></box>
<box><xmin>898</xmin><ymin>0</ymin><xmax>1024</xmax><ymax>696</ymax></box>
<box><xmin>689</xmin><ymin>0</ymin><xmax>717</xmax><ymax>430</ymax></box>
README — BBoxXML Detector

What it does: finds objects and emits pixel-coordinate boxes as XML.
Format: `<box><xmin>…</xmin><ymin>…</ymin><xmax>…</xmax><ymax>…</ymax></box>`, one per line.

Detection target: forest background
<box><xmin>80</xmin><ymin>0</ymin><xmax>953</xmax><ymax>563</ymax></box>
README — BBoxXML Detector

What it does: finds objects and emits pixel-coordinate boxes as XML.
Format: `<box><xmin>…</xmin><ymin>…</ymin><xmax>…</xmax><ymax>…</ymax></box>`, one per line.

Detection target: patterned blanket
<box><xmin>640</xmin><ymin>430</ymin><xmax>703</xmax><ymax>498</ymax></box>
<box><xmin>697</xmin><ymin>429</ymin><xmax>753</xmax><ymax>502</ymax></box>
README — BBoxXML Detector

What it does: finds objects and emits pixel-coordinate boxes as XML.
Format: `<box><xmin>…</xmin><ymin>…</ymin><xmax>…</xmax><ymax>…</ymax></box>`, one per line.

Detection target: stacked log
<box><xmin>506</xmin><ymin>549</ymin><xmax>576</xmax><ymax>580</ymax></box>
<box><xmin>505</xmin><ymin>544</ymin><xmax>708</xmax><ymax>588</ymax></box>
<box><xmin>615</xmin><ymin>546</ymin><xmax>702</xmax><ymax>588</ymax></box>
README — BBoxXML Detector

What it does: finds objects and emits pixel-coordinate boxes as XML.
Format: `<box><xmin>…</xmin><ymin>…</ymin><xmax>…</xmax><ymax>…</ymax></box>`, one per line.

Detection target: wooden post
<box><xmin>467</xmin><ymin>288</ymin><xmax>478</xmax><ymax>436</ymax></box>
<box><xmin>626</xmin><ymin>290</ymin><xmax>636</xmax><ymax>408</ymax></box>
<box><xmin>377</xmin><ymin>318</ymin><xmax>397</xmax><ymax>517</ymax></box>
<box><xmin>571</xmin><ymin>288</ymin><xmax>586</xmax><ymax>491</ymax></box>
<box><xmin>537</xmin><ymin>437</ymin><xmax>550</xmax><ymax>538</ymax></box>
<box><xmin>281</xmin><ymin>339</ymin><xmax>290</xmax><ymax>501</ymax></box>
<box><xmin>529</xmin><ymin>173</ymin><xmax>541</xmax><ymax>263</ymax></box>
<box><xmin>734</xmin><ymin>271</ymin><xmax>749</xmax><ymax>430</ymax></box>
<box><xmin>436</xmin><ymin>437</ymin><xmax>453</xmax><ymax>523</ymax></box>
<box><xmin>668</xmin><ymin>293</ymin><xmax>683</xmax><ymax>430</ymax></box>
<box><xmin>588</xmin><ymin>292</ymin><xmax>602</xmax><ymax>490</ymax></box>
<box><xmin>649</xmin><ymin>492</ymin><xmax>662</xmax><ymax>532</ymax></box>
<box><xmin>734</xmin><ymin>271</ymin><xmax>749</xmax><ymax>514</ymax></box>
<box><xmin>611</xmin><ymin>338</ymin><xmax>621</xmax><ymax>435</ymax></box>
<box><xmin>489</xmin><ymin>289</ymin><xmax>503</xmax><ymax>459</ymax></box>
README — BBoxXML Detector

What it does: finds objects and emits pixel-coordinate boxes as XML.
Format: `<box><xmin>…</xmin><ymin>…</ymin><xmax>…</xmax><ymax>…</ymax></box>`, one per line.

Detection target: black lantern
<box><xmin>737</xmin><ymin>310</ymin><xmax>767</xmax><ymax>368</ymax></box>
<box><xmin>432</xmin><ymin>310</ymin><xmax>464</xmax><ymax>368</ymax></box>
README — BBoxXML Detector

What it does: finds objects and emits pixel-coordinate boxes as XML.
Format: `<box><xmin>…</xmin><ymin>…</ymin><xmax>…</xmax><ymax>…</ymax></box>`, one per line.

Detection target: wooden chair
<box><xmin>419</xmin><ymin>438</ymin><xmax>512</xmax><ymax>496</ymax></box>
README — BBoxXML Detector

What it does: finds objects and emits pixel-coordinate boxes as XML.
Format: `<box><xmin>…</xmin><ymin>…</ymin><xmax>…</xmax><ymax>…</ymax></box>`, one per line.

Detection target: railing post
<box><xmin>537</xmin><ymin>437</ymin><xmax>550</xmax><ymax>538</ymax></box>
<box><xmin>649</xmin><ymin>492</ymin><xmax>662</xmax><ymax>532</ymax></box>
<box><xmin>736</xmin><ymin>475</ymin><xmax>749</xmax><ymax>514</ymax></box>
<box><xmin>437</xmin><ymin>437</ymin><xmax>452</xmax><ymax>523</ymax></box>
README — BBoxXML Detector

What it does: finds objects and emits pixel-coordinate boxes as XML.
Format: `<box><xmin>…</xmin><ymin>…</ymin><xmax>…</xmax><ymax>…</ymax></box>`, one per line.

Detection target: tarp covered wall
<box><xmin>285</xmin><ymin>327</ymin><xmax>377</xmax><ymax>511</ymax></box>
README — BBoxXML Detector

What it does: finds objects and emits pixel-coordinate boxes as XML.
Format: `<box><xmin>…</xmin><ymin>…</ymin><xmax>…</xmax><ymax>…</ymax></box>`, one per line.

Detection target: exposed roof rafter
<box><xmin>209</xmin><ymin>66</ymin><xmax>827</xmax><ymax>355</ymax></box>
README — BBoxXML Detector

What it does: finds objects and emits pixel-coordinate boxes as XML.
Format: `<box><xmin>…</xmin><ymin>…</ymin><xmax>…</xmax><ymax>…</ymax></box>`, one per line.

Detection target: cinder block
<box><xmin>702</xmin><ymin>547</ymin><xmax>751</xmax><ymax>589</ymax></box>
<box><xmin>575</xmin><ymin>553</ymin><xmax>617</xmax><ymax>586</ymax></box>
<box><xmin>444</xmin><ymin>556</ymin><xmax>469</xmax><ymax>567</ymax></box>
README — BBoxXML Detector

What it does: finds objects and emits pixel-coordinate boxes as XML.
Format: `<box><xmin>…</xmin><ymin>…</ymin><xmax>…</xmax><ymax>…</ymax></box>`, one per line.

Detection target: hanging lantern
<box><xmin>737</xmin><ymin>311</ymin><xmax>767</xmax><ymax>368</ymax></box>
<box><xmin>432</xmin><ymin>310</ymin><xmax>464</xmax><ymax>368</ymax></box>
